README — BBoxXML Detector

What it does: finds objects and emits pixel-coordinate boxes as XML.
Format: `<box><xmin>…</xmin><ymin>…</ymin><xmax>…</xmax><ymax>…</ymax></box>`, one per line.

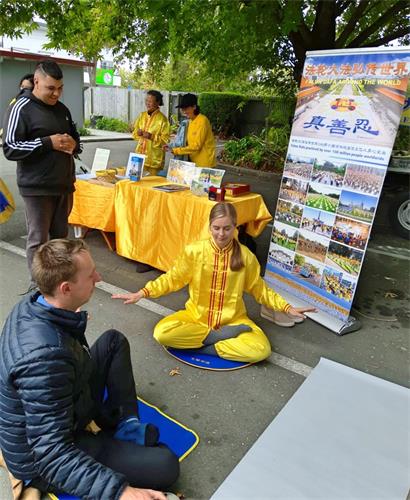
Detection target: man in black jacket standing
<box><xmin>0</xmin><ymin>239</ymin><xmax>179</xmax><ymax>499</ymax></box>
<box><xmin>2</xmin><ymin>60</ymin><xmax>81</xmax><ymax>290</ymax></box>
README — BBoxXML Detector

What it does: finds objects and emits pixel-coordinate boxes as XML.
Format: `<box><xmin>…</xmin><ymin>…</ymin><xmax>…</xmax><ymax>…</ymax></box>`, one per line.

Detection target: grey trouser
<box><xmin>22</xmin><ymin>194</ymin><xmax>73</xmax><ymax>275</ymax></box>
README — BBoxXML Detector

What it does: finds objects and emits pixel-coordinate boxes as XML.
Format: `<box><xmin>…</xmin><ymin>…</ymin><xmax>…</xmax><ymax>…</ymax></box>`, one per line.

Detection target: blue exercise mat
<box><xmin>48</xmin><ymin>397</ymin><xmax>199</xmax><ymax>500</ymax></box>
<box><xmin>165</xmin><ymin>346</ymin><xmax>252</xmax><ymax>371</ymax></box>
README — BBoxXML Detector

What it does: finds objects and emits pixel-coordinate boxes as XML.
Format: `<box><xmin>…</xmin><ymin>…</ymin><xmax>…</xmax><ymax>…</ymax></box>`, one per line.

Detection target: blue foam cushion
<box><xmin>48</xmin><ymin>398</ymin><xmax>198</xmax><ymax>499</ymax></box>
<box><xmin>166</xmin><ymin>347</ymin><xmax>251</xmax><ymax>371</ymax></box>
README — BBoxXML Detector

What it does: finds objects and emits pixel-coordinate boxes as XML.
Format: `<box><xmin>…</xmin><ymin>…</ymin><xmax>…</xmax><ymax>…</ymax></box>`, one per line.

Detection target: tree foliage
<box><xmin>0</xmin><ymin>0</ymin><xmax>409</xmax><ymax>85</ymax></box>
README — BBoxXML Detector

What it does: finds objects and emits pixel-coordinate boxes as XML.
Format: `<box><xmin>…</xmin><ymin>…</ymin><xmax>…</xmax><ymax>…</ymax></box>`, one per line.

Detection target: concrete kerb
<box><xmin>80</xmin><ymin>131</ymin><xmax>133</xmax><ymax>143</ymax></box>
<box><xmin>81</xmin><ymin>136</ymin><xmax>133</xmax><ymax>143</ymax></box>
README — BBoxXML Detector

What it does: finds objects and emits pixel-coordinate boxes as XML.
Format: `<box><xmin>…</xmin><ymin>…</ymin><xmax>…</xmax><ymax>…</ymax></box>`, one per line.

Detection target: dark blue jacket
<box><xmin>0</xmin><ymin>293</ymin><xmax>127</xmax><ymax>499</ymax></box>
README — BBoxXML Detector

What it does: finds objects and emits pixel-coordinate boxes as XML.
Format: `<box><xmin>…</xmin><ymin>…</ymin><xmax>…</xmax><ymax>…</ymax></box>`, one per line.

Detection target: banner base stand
<box><xmin>264</xmin><ymin>282</ymin><xmax>362</xmax><ymax>336</ymax></box>
<box><xmin>336</xmin><ymin>316</ymin><xmax>361</xmax><ymax>336</ymax></box>
<box><xmin>301</xmin><ymin>309</ymin><xmax>362</xmax><ymax>336</ymax></box>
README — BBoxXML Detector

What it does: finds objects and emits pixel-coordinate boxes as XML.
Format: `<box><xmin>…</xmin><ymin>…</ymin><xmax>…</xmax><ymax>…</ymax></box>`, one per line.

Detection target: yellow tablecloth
<box><xmin>115</xmin><ymin>177</ymin><xmax>272</xmax><ymax>271</ymax></box>
<box><xmin>69</xmin><ymin>179</ymin><xmax>116</xmax><ymax>232</ymax></box>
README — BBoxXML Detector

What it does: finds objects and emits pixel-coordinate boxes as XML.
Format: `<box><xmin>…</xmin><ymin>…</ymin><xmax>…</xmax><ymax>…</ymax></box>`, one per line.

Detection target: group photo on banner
<box><xmin>264</xmin><ymin>47</ymin><xmax>410</xmax><ymax>333</ymax></box>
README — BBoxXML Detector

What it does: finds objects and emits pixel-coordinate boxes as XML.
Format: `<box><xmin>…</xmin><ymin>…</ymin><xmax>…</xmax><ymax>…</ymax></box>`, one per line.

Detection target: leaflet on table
<box><xmin>152</xmin><ymin>184</ymin><xmax>190</xmax><ymax>192</ymax></box>
<box><xmin>190</xmin><ymin>168</ymin><xmax>225</xmax><ymax>196</ymax></box>
<box><xmin>167</xmin><ymin>159</ymin><xmax>197</xmax><ymax>185</ymax></box>
<box><xmin>91</xmin><ymin>148</ymin><xmax>110</xmax><ymax>175</ymax></box>
<box><xmin>76</xmin><ymin>173</ymin><xmax>96</xmax><ymax>180</ymax></box>
<box><xmin>264</xmin><ymin>47</ymin><xmax>410</xmax><ymax>326</ymax></box>
<box><xmin>167</xmin><ymin>159</ymin><xmax>225</xmax><ymax>194</ymax></box>
<box><xmin>126</xmin><ymin>153</ymin><xmax>146</xmax><ymax>181</ymax></box>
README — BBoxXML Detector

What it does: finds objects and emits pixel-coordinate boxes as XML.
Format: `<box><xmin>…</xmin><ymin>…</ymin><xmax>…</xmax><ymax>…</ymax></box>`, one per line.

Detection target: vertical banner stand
<box><xmin>264</xmin><ymin>47</ymin><xmax>410</xmax><ymax>335</ymax></box>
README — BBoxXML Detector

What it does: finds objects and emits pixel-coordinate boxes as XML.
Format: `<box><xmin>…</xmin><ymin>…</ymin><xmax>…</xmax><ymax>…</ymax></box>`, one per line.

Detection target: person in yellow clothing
<box><xmin>112</xmin><ymin>202</ymin><xmax>315</xmax><ymax>363</ymax></box>
<box><xmin>170</xmin><ymin>93</ymin><xmax>216</xmax><ymax>168</ymax></box>
<box><xmin>133</xmin><ymin>90</ymin><xmax>170</xmax><ymax>175</ymax></box>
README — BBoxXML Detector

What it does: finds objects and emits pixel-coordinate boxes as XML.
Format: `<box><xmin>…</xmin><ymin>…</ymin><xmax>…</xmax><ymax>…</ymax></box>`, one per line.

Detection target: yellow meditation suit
<box><xmin>142</xmin><ymin>238</ymin><xmax>291</xmax><ymax>363</ymax></box>
<box><xmin>133</xmin><ymin>110</ymin><xmax>170</xmax><ymax>174</ymax></box>
<box><xmin>172</xmin><ymin>114</ymin><xmax>216</xmax><ymax>167</ymax></box>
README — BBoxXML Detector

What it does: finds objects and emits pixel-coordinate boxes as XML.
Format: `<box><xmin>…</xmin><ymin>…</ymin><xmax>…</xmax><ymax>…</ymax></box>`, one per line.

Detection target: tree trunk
<box><xmin>87</xmin><ymin>57</ymin><xmax>97</xmax><ymax>87</ymax></box>
<box><xmin>289</xmin><ymin>0</ymin><xmax>337</xmax><ymax>84</ymax></box>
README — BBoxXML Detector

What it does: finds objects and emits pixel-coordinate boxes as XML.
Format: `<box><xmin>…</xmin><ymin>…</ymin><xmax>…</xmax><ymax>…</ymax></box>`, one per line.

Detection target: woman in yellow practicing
<box><xmin>113</xmin><ymin>203</ymin><xmax>315</xmax><ymax>363</ymax></box>
<box><xmin>170</xmin><ymin>93</ymin><xmax>216</xmax><ymax>168</ymax></box>
<box><xmin>133</xmin><ymin>90</ymin><xmax>170</xmax><ymax>175</ymax></box>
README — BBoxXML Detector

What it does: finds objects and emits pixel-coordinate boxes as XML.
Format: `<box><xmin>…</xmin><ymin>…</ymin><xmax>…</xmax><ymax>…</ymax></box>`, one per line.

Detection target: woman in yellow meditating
<box><xmin>112</xmin><ymin>202</ymin><xmax>315</xmax><ymax>363</ymax></box>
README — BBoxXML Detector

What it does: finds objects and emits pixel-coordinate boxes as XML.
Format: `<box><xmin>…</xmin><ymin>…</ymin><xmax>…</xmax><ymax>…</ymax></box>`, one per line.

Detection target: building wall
<box><xmin>0</xmin><ymin>59</ymin><xmax>37</xmax><ymax>123</ymax></box>
<box><xmin>0</xmin><ymin>59</ymin><xmax>84</xmax><ymax>130</ymax></box>
<box><xmin>1</xmin><ymin>23</ymin><xmax>82</xmax><ymax>61</ymax></box>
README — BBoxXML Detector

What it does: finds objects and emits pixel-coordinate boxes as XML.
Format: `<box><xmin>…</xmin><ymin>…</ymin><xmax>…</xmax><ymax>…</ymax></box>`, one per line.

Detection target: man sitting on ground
<box><xmin>0</xmin><ymin>239</ymin><xmax>179</xmax><ymax>500</ymax></box>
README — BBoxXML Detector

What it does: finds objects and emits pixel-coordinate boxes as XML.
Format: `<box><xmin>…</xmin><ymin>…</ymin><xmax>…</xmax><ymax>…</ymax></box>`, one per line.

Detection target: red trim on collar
<box><xmin>209</xmin><ymin>238</ymin><xmax>234</xmax><ymax>254</ymax></box>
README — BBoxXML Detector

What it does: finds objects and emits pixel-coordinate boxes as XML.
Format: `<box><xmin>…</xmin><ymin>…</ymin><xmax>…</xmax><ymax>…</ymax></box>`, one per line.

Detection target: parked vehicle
<box><xmin>384</xmin><ymin>154</ymin><xmax>410</xmax><ymax>239</ymax></box>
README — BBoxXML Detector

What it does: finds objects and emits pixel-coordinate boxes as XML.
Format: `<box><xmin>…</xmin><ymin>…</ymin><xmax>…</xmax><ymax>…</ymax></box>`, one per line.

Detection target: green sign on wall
<box><xmin>96</xmin><ymin>68</ymin><xmax>114</xmax><ymax>86</ymax></box>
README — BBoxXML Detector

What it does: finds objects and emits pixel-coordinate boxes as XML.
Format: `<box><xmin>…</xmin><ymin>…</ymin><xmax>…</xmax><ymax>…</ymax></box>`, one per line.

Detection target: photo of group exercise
<box><xmin>337</xmin><ymin>190</ymin><xmax>377</xmax><ymax>223</ymax></box>
<box><xmin>343</xmin><ymin>164</ymin><xmax>385</xmax><ymax>196</ymax></box>
<box><xmin>295</xmin><ymin>228</ymin><xmax>330</xmax><ymax>263</ymax></box>
<box><xmin>275</xmin><ymin>199</ymin><xmax>303</xmax><ymax>227</ymax></box>
<box><xmin>331</xmin><ymin>215</ymin><xmax>370</xmax><ymax>250</ymax></box>
<box><xmin>271</xmin><ymin>221</ymin><xmax>299</xmax><ymax>251</ymax></box>
<box><xmin>325</xmin><ymin>240</ymin><xmax>364</xmax><ymax>277</ymax></box>
<box><xmin>283</xmin><ymin>154</ymin><xmax>315</xmax><ymax>180</ymax></box>
<box><xmin>320</xmin><ymin>266</ymin><xmax>357</xmax><ymax>303</ymax></box>
<box><xmin>311</xmin><ymin>160</ymin><xmax>346</xmax><ymax>187</ymax></box>
<box><xmin>292</xmin><ymin>253</ymin><xmax>324</xmax><ymax>286</ymax></box>
<box><xmin>268</xmin><ymin>243</ymin><xmax>295</xmax><ymax>272</ymax></box>
<box><xmin>306</xmin><ymin>182</ymin><xmax>341</xmax><ymax>213</ymax></box>
<box><xmin>278</xmin><ymin>176</ymin><xmax>309</xmax><ymax>204</ymax></box>
<box><xmin>300</xmin><ymin>206</ymin><xmax>335</xmax><ymax>238</ymax></box>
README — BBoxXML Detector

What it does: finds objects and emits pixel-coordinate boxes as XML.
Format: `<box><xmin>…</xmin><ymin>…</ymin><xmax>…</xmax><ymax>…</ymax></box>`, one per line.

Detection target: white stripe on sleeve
<box><xmin>5</xmin><ymin>98</ymin><xmax>43</xmax><ymax>152</ymax></box>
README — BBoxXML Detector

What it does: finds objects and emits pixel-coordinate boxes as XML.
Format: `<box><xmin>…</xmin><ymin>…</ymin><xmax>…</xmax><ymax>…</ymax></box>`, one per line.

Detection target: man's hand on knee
<box><xmin>120</xmin><ymin>486</ymin><xmax>167</xmax><ymax>500</ymax></box>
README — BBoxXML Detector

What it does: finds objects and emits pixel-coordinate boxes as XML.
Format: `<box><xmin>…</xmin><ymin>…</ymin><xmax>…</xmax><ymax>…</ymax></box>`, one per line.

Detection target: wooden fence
<box><xmin>84</xmin><ymin>87</ymin><xmax>288</xmax><ymax>136</ymax></box>
<box><xmin>84</xmin><ymin>87</ymin><xmax>179</xmax><ymax>125</ymax></box>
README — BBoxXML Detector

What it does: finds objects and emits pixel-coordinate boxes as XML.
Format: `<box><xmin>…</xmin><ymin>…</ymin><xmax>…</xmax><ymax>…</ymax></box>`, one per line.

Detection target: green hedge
<box><xmin>78</xmin><ymin>127</ymin><xmax>91</xmax><ymax>136</ymax></box>
<box><xmin>265</xmin><ymin>96</ymin><xmax>296</xmax><ymax>128</ymax></box>
<box><xmin>94</xmin><ymin>116</ymin><xmax>130</xmax><ymax>133</ymax></box>
<box><xmin>198</xmin><ymin>92</ymin><xmax>246</xmax><ymax>136</ymax></box>
<box><xmin>220</xmin><ymin>130</ymin><xmax>289</xmax><ymax>172</ymax></box>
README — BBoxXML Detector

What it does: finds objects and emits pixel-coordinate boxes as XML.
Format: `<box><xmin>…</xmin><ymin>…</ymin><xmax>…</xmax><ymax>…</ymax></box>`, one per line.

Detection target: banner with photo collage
<box><xmin>264</xmin><ymin>47</ymin><xmax>410</xmax><ymax>331</ymax></box>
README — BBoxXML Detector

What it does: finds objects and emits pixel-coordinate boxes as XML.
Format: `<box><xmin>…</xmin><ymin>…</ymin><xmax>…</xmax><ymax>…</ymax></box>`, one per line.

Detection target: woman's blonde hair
<box><xmin>209</xmin><ymin>202</ymin><xmax>244</xmax><ymax>271</ymax></box>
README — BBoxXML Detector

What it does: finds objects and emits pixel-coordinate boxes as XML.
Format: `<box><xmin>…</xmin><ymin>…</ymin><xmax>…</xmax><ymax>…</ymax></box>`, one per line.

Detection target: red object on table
<box><xmin>208</xmin><ymin>186</ymin><xmax>226</xmax><ymax>201</ymax></box>
<box><xmin>223</xmin><ymin>183</ymin><xmax>250</xmax><ymax>197</ymax></box>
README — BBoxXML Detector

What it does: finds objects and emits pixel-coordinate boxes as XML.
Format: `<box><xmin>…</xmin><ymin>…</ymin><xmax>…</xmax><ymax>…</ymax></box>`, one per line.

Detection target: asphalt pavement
<box><xmin>0</xmin><ymin>138</ymin><xmax>409</xmax><ymax>499</ymax></box>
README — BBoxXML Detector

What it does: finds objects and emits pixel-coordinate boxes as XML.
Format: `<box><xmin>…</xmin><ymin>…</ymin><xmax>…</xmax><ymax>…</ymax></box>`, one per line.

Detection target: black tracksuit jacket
<box><xmin>2</xmin><ymin>91</ymin><xmax>81</xmax><ymax>196</ymax></box>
